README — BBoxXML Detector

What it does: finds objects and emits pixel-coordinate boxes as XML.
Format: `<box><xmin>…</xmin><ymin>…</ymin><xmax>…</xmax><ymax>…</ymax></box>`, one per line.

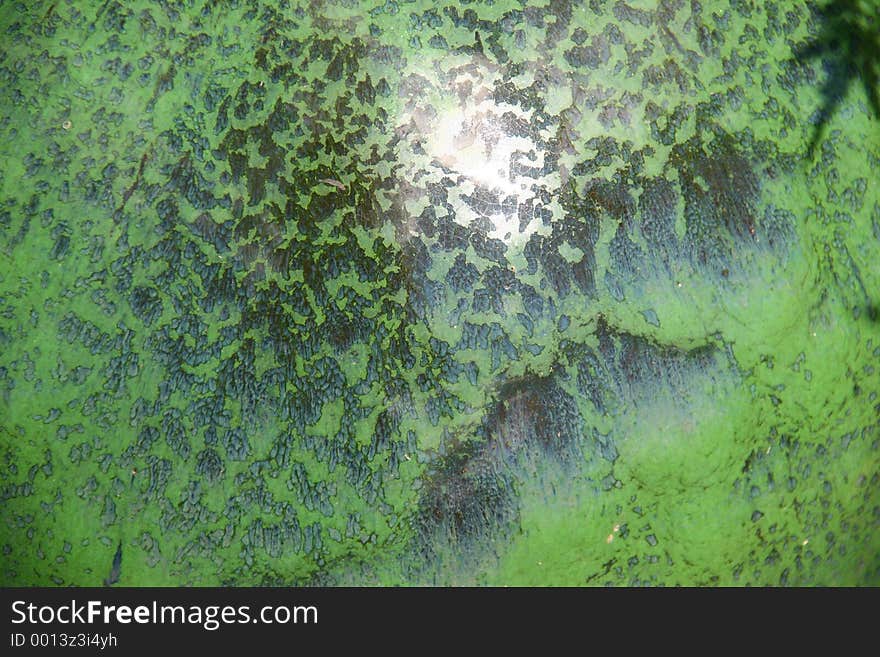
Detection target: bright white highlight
<box><xmin>425</xmin><ymin>97</ymin><xmax>543</xmax><ymax>243</ymax></box>
<box><xmin>397</xmin><ymin>58</ymin><xmax>549</xmax><ymax>246</ymax></box>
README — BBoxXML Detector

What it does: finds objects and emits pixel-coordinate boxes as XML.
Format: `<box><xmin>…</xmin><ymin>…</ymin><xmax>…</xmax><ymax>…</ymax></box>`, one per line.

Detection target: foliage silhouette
<box><xmin>794</xmin><ymin>0</ymin><xmax>880</xmax><ymax>155</ymax></box>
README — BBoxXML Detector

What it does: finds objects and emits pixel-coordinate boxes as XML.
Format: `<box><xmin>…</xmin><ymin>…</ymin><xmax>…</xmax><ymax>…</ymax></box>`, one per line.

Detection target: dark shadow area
<box><xmin>793</xmin><ymin>0</ymin><xmax>880</xmax><ymax>156</ymax></box>
<box><xmin>856</xmin><ymin>302</ymin><xmax>879</xmax><ymax>324</ymax></box>
<box><xmin>411</xmin><ymin>376</ymin><xmax>587</xmax><ymax>571</ymax></box>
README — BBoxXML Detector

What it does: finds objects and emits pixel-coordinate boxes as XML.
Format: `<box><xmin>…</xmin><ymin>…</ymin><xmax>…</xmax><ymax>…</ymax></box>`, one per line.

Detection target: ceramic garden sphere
<box><xmin>0</xmin><ymin>0</ymin><xmax>877</xmax><ymax>586</ymax></box>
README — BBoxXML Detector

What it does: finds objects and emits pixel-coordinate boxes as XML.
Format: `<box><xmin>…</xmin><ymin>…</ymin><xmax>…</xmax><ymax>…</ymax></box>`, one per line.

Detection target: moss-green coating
<box><xmin>0</xmin><ymin>0</ymin><xmax>878</xmax><ymax>586</ymax></box>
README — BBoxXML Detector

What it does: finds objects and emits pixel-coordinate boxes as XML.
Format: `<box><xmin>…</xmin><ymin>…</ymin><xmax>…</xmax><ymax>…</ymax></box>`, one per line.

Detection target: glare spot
<box><xmin>397</xmin><ymin>57</ymin><xmax>551</xmax><ymax>247</ymax></box>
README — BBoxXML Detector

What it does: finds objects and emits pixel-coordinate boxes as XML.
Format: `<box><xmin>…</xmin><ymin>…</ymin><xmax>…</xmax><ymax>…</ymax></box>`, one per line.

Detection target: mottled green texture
<box><xmin>0</xmin><ymin>0</ymin><xmax>878</xmax><ymax>586</ymax></box>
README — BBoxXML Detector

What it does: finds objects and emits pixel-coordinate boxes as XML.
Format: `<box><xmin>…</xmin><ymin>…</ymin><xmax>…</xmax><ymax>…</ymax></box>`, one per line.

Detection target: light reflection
<box><xmin>397</xmin><ymin>58</ymin><xmax>548</xmax><ymax>246</ymax></box>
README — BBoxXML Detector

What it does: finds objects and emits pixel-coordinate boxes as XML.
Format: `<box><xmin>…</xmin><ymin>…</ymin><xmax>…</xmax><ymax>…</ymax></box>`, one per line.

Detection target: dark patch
<box><xmin>670</xmin><ymin>134</ymin><xmax>760</xmax><ymax>270</ymax></box>
<box><xmin>103</xmin><ymin>541</ymin><xmax>122</xmax><ymax>586</ymax></box>
<box><xmin>416</xmin><ymin>375</ymin><xmax>584</xmax><ymax>554</ymax></box>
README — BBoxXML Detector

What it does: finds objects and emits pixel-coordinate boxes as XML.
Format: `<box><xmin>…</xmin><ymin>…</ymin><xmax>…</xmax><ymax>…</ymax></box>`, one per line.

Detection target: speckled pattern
<box><xmin>0</xmin><ymin>0</ymin><xmax>878</xmax><ymax>585</ymax></box>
